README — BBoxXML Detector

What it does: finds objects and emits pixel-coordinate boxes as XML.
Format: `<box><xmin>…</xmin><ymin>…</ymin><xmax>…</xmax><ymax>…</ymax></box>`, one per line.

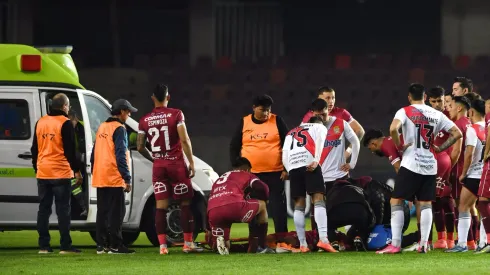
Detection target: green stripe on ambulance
<box><xmin>0</xmin><ymin>168</ymin><xmax>36</xmax><ymax>178</ymax></box>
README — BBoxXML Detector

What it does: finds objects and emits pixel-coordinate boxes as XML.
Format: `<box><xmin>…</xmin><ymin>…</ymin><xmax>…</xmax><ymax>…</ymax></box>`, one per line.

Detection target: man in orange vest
<box><xmin>31</xmin><ymin>93</ymin><xmax>82</xmax><ymax>254</ymax></box>
<box><xmin>91</xmin><ymin>99</ymin><xmax>137</xmax><ymax>254</ymax></box>
<box><xmin>229</xmin><ymin>94</ymin><xmax>291</xmax><ymax>253</ymax></box>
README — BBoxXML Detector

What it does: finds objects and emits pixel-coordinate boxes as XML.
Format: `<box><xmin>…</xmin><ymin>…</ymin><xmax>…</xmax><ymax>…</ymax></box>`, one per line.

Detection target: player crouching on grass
<box><xmin>207</xmin><ymin>157</ymin><xmax>275</xmax><ymax>255</ymax></box>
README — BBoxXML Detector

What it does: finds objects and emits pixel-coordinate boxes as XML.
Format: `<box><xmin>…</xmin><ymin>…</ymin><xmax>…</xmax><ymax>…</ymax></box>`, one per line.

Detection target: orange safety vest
<box><xmin>92</xmin><ymin>121</ymin><xmax>130</xmax><ymax>188</ymax></box>
<box><xmin>241</xmin><ymin>114</ymin><xmax>283</xmax><ymax>173</ymax></box>
<box><xmin>36</xmin><ymin>115</ymin><xmax>74</xmax><ymax>179</ymax></box>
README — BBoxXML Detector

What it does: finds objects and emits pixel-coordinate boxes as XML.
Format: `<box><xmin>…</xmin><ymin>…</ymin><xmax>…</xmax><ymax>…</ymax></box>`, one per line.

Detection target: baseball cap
<box><xmin>111</xmin><ymin>99</ymin><xmax>138</xmax><ymax>113</ymax></box>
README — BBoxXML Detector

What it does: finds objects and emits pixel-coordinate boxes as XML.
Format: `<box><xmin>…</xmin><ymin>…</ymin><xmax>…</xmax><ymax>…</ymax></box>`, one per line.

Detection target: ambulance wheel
<box><xmin>88</xmin><ymin>231</ymin><xmax>140</xmax><ymax>246</ymax></box>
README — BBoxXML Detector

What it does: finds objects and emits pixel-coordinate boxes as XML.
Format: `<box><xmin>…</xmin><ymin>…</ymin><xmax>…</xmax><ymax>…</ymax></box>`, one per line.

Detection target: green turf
<box><xmin>0</xmin><ymin>218</ymin><xmax>487</xmax><ymax>274</ymax></box>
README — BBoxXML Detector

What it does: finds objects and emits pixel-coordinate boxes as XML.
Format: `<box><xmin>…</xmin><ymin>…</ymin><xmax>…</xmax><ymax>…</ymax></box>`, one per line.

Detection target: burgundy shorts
<box><xmin>479</xmin><ymin>166</ymin><xmax>490</xmax><ymax>198</ymax></box>
<box><xmin>436</xmin><ymin>152</ymin><xmax>452</xmax><ymax>198</ymax></box>
<box><xmin>450</xmin><ymin>165</ymin><xmax>463</xmax><ymax>199</ymax></box>
<box><xmin>152</xmin><ymin>159</ymin><xmax>193</xmax><ymax>201</ymax></box>
<box><xmin>208</xmin><ymin>200</ymin><xmax>260</xmax><ymax>241</ymax></box>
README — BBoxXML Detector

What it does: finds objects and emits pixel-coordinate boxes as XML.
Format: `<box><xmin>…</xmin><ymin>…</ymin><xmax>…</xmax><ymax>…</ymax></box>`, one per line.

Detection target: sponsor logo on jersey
<box><xmin>324</xmin><ymin>139</ymin><xmax>341</xmax><ymax>147</ymax></box>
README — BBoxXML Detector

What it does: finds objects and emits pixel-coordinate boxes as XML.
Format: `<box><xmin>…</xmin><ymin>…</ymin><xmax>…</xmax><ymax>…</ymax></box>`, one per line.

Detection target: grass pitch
<box><xmin>0</xmin><ymin>218</ymin><xmax>487</xmax><ymax>274</ymax></box>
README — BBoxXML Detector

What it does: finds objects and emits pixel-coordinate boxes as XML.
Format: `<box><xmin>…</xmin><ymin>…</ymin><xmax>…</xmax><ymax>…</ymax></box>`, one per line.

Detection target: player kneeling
<box><xmin>207</xmin><ymin>157</ymin><xmax>274</xmax><ymax>255</ymax></box>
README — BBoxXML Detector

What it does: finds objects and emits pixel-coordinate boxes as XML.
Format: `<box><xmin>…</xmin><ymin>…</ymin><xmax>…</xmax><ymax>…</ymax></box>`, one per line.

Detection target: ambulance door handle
<box><xmin>18</xmin><ymin>152</ymin><xmax>32</xmax><ymax>160</ymax></box>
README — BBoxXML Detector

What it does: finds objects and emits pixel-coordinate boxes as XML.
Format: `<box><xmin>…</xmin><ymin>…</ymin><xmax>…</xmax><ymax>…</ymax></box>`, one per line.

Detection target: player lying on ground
<box><xmin>283</xmin><ymin>115</ymin><xmax>337</xmax><ymax>253</ymax></box>
<box><xmin>207</xmin><ymin>157</ymin><xmax>274</xmax><ymax>255</ymax></box>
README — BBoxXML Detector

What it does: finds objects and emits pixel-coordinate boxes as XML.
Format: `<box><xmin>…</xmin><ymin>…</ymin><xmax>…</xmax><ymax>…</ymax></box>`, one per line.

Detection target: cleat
<box><xmin>257</xmin><ymin>247</ymin><xmax>276</xmax><ymax>254</ymax></box>
<box><xmin>418</xmin><ymin>245</ymin><xmax>428</xmax><ymax>253</ymax></box>
<box><xmin>160</xmin><ymin>245</ymin><xmax>169</xmax><ymax>255</ymax></box>
<box><xmin>403</xmin><ymin>242</ymin><xmax>419</xmax><ymax>252</ymax></box>
<box><xmin>38</xmin><ymin>247</ymin><xmax>53</xmax><ymax>254</ymax></box>
<box><xmin>291</xmin><ymin>246</ymin><xmax>310</xmax><ymax>253</ymax></box>
<box><xmin>183</xmin><ymin>242</ymin><xmax>204</xmax><ymax>253</ymax></box>
<box><xmin>474</xmin><ymin>244</ymin><xmax>490</xmax><ymax>254</ymax></box>
<box><xmin>376</xmin><ymin>244</ymin><xmax>401</xmax><ymax>254</ymax></box>
<box><xmin>445</xmin><ymin>245</ymin><xmax>468</xmax><ymax>253</ymax></box>
<box><xmin>275</xmin><ymin>242</ymin><xmax>294</xmax><ymax>253</ymax></box>
<box><xmin>331</xmin><ymin>241</ymin><xmax>340</xmax><ymax>251</ymax></box>
<box><xmin>467</xmin><ymin>241</ymin><xmax>477</xmax><ymax>251</ymax></box>
<box><xmin>447</xmin><ymin>240</ymin><xmax>455</xmax><ymax>249</ymax></box>
<box><xmin>216</xmin><ymin>236</ymin><xmax>229</xmax><ymax>255</ymax></box>
<box><xmin>317</xmin><ymin>240</ymin><xmax>338</xmax><ymax>253</ymax></box>
<box><xmin>354</xmin><ymin>236</ymin><xmax>367</xmax><ymax>252</ymax></box>
<box><xmin>433</xmin><ymin>239</ymin><xmax>447</xmax><ymax>249</ymax></box>
<box><xmin>108</xmin><ymin>246</ymin><xmax>135</xmax><ymax>254</ymax></box>
<box><xmin>96</xmin><ymin>246</ymin><xmax>109</xmax><ymax>254</ymax></box>
<box><xmin>59</xmin><ymin>247</ymin><xmax>81</xmax><ymax>254</ymax></box>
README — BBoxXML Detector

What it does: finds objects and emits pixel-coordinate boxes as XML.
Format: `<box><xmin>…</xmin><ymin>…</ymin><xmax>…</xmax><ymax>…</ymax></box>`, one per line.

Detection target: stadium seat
<box><xmin>334</xmin><ymin>55</ymin><xmax>352</xmax><ymax>70</ymax></box>
<box><xmin>216</xmin><ymin>56</ymin><xmax>233</xmax><ymax>70</ymax></box>
<box><xmin>455</xmin><ymin>55</ymin><xmax>471</xmax><ymax>70</ymax></box>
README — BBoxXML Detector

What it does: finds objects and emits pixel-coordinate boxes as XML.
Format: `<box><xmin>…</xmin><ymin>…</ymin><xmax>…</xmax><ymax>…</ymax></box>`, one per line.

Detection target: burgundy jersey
<box><xmin>379</xmin><ymin>136</ymin><xmax>402</xmax><ymax>166</ymax></box>
<box><xmin>433</xmin><ymin>110</ymin><xmax>451</xmax><ymax>148</ymax></box>
<box><xmin>482</xmin><ymin>113</ymin><xmax>490</xmax><ymax>173</ymax></box>
<box><xmin>453</xmin><ymin>116</ymin><xmax>472</xmax><ymax>170</ymax></box>
<box><xmin>138</xmin><ymin>107</ymin><xmax>185</xmax><ymax>162</ymax></box>
<box><xmin>302</xmin><ymin>107</ymin><xmax>353</xmax><ymax>124</ymax></box>
<box><xmin>207</xmin><ymin>170</ymin><xmax>267</xmax><ymax>210</ymax></box>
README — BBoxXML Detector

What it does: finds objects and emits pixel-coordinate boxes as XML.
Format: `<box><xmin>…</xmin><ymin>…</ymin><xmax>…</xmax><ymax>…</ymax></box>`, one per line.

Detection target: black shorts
<box><xmin>392</xmin><ymin>167</ymin><xmax>436</xmax><ymax>202</ymax></box>
<box><xmin>324</xmin><ymin>175</ymin><xmax>349</xmax><ymax>195</ymax></box>
<box><xmin>463</xmin><ymin>178</ymin><xmax>480</xmax><ymax>197</ymax></box>
<box><xmin>289</xmin><ymin>166</ymin><xmax>325</xmax><ymax>198</ymax></box>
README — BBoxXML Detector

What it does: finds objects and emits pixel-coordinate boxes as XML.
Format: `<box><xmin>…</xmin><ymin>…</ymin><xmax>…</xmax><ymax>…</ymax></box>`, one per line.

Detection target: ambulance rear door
<box><xmin>77</xmin><ymin>90</ymin><xmax>133</xmax><ymax>222</ymax></box>
<box><xmin>0</xmin><ymin>87</ymin><xmax>41</xmax><ymax>226</ymax></box>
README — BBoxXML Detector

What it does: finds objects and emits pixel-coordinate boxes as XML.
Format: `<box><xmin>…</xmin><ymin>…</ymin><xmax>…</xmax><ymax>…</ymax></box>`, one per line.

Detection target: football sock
<box><xmin>420</xmin><ymin>204</ymin><xmax>433</xmax><ymax>248</ymax></box>
<box><xmin>479</xmin><ymin>221</ymin><xmax>487</xmax><ymax>247</ymax></box>
<box><xmin>180</xmin><ymin>205</ymin><xmax>194</xmax><ymax>243</ymax></box>
<box><xmin>294</xmin><ymin>208</ymin><xmax>307</xmax><ymax>247</ymax></box>
<box><xmin>457</xmin><ymin>211</ymin><xmax>471</xmax><ymax>247</ymax></box>
<box><xmin>433</xmin><ymin>199</ymin><xmax>446</xmax><ymax>236</ymax></box>
<box><xmin>257</xmin><ymin>222</ymin><xmax>268</xmax><ymax>248</ymax></box>
<box><xmin>472</xmin><ymin>215</ymin><xmax>479</xmax><ymax>243</ymax></box>
<box><xmin>477</xmin><ymin>201</ymin><xmax>490</xmax><ymax>242</ymax></box>
<box><xmin>442</xmin><ymin>197</ymin><xmax>455</xmax><ymax>236</ymax></box>
<box><xmin>314</xmin><ymin>201</ymin><xmax>329</xmax><ymax>243</ymax></box>
<box><xmin>155</xmin><ymin>208</ymin><xmax>167</xmax><ymax>245</ymax></box>
<box><xmin>391</xmin><ymin>204</ymin><xmax>404</xmax><ymax>248</ymax></box>
<box><xmin>310</xmin><ymin>203</ymin><xmax>317</xmax><ymax>231</ymax></box>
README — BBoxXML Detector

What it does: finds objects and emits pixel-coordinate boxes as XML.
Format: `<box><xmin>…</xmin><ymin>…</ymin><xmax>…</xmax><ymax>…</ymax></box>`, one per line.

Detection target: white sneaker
<box><xmin>403</xmin><ymin>242</ymin><xmax>419</xmax><ymax>252</ymax></box>
<box><xmin>216</xmin><ymin>236</ymin><xmax>229</xmax><ymax>255</ymax></box>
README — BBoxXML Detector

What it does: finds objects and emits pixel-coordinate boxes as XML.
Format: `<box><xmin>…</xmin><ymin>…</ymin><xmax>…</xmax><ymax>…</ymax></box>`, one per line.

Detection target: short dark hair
<box><xmin>454</xmin><ymin>76</ymin><xmax>473</xmax><ymax>93</ymax></box>
<box><xmin>453</xmin><ymin>96</ymin><xmax>471</xmax><ymax>110</ymax></box>
<box><xmin>252</xmin><ymin>94</ymin><xmax>273</xmax><ymax>107</ymax></box>
<box><xmin>308</xmin><ymin>115</ymin><xmax>324</xmax><ymax>124</ymax></box>
<box><xmin>311</xmin><ymin>98</ymin><xmax>328</xmax><ymax>112</ymax></box>
<box><xmin>153</xmin><ymin>84</ymin><xmax>169</xmax><ymax>102</ymax></box>
<box><xmin>426</xmin><ymin>86</ymin><xmax>445</xmax><ymax>98</ymax></box>
<box><xmin>317</xmin><ymin>86</ymin><xmax>334</xmax><ymax>96</ymax></box>
<box><xmin>471</xmin><ymin>99</ymin><xmax>486</xmax><ymax>116</ymax></box>
<box><xmin>232</xmin><ymin>157</ymin><xmax>252</xmax><ymax>170</ymax></box>
<box><xmin>463</xmin><ymin>92</ymin><xmax>482</xmax><ymax>103</ymax></box>
<box><xmin>362</xmin><ymin>129</ymin><xmax>384</xmax><ymax>147</ymax></box>
<box><xmin>51</xmin><ymin>93</ymin><xmax>69</xmax><ymax>110</ymax></box>
<box><xmin>408</xmin><ymin>83</ymin><xmax>425</xmax><ymax>101</ymax></box>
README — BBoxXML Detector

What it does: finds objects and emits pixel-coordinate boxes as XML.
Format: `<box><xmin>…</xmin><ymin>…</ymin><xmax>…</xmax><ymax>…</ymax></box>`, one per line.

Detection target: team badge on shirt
<box><xmin>333</xmin><ymin>126</ymin><xmax>340</xmax><ymax>134</ymax></box>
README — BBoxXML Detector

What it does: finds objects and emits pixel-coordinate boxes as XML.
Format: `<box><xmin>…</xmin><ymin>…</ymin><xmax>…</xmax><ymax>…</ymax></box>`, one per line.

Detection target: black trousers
<box><xmin>327</xmin><ymin>202</ymin><xmax>370</xmax><ymax>244</ymax></box>
<box><xmin>37</xmin><ymin>179</ymin><xmax>72</xmax><ymax>250</ymax></box>
<box><xmin>254</xmin><ymin>171</ymin><xmax>288</xmax><ymax>234</ymax></box>
<box><xmin>96</xmin><ymin>187</ymin><xmax>125</xmax><ymax>248</ymax></box>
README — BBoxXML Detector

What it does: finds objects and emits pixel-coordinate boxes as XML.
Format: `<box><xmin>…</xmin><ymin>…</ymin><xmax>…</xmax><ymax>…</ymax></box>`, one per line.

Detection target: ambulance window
<box><xmin>0</xmin><ymin>99</ymin><xmax>30</xmax><ymax>140</ymax></box>
<box><xmin>83</xmin><ymin>95</ymin><xmax>111</xmax><ymax>140</ymax></box>
<box><xmin>43</xmin><ymin>91</ymin><xmax>83</xmax><ymax>124</ymax></box>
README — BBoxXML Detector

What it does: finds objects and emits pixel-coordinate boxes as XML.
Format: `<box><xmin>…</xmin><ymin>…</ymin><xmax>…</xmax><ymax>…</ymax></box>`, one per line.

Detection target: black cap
<box><xmin>111</xmin><ymin>99</ymin><xmax>138</xmax><ymax>113</ymax></box>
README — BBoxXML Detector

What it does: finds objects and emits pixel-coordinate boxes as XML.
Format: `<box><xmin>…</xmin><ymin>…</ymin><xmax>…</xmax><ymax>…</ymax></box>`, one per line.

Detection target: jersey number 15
<box><xmin>148</xmin><ymin>126</ymin><xmax>170</xmax><ymax>151</ymax></box>
<box><xmin>289</xmin><ymin>128</ymin><xmax>309</xmax><ymax>150</ymax></box>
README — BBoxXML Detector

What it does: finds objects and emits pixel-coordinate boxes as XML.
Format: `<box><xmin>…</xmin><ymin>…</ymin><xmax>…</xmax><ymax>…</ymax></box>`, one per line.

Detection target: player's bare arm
<box><xmin>344</xmin><ymin>119</ymin><xmax>364</xmax><ymax>159</ymax></box>
<box><xmin>392</xmin><ymin>160</ymin><xmax>401</xmax><ymax>174</ymax></box>
<box><xmin>177</xmin><ymin>123</ymin><xmax>195</xmax><ymax>178</ymax></box>
<box><xmin>136</xmin><ymin>132</ymin><xmax>154</xmax><ymax>162</ymax></box>
<box><xmin>450</xmin><ymin>138</ymin><xmax>462</xmax><ymax>167</ymax></box>
<box><xmin>460</xmin><ymin>144</ymin><xmax>475</xmax><ymax>182</ymax></box>
<box><xmin>341</xmin><ymin>123</ymin><xmax>360</xmax><ymax>172</ymax></box>
<box><xmin>434</xmin><ymin>126</ymin><xmax>463</xmax><ymax>153</ymax></box>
